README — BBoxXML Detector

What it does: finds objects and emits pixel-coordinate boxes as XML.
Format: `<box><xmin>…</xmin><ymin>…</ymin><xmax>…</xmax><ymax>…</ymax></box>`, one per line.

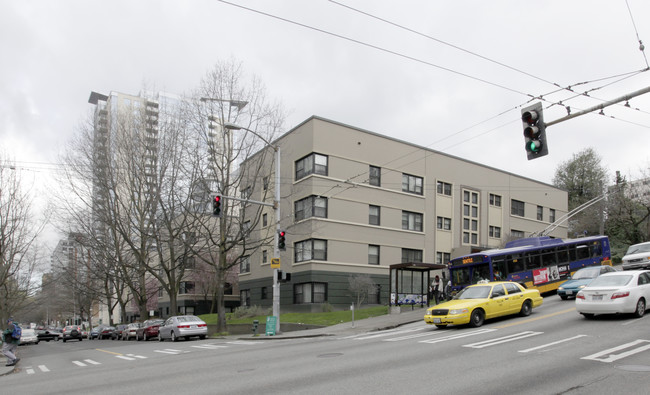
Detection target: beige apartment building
<box><xmin>239</xmin><ymin>116</ymin><xmax>568</xmax><ymax>312</ymax></box>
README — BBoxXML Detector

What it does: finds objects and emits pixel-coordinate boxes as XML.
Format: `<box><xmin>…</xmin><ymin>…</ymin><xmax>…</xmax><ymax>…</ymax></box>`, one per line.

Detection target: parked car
<box><xmin>112</xmin><ymin>324</ymin><xmax>128</xmax><ymax>340</ymax></box>
<box><xmin>89</xmin><ymin>327</ymin><xmax>100</xmax><ymax>340</ymax></box>
<box><xmin>136</xmin><ymin>319</ymin><xmax>164</xmax><ymax>341</ymax></box>
<box><xmin>622</xmin><ymin>242</ymin><xmax>650</xmax><ymax>270</ymax></box>
<box><xmin>122</xmin><ymin>323</ymin><xmax>141</xmax><ymax>340</ymax></box>
<box><xmin>37</xmin><ymin>328</ymin><xmax>61</xmax><ymax>342</ymax></box>
<box><xmin>158</xmin><ymin>315</ymin><xmax>208</xmax><ymax>342</ymax></box>
<box><xmin>62</xmin><ymin>325</ymin><xmax>83</xmax><ymax>342</ymax></box>
<box><xmin>424</xmin><ymin>281</ymin><xmax>543</xmax><ymax>328</ymax></box>
<box><xmin>19</xmin><ymin>328</ymin><xmax>39</xmax><ymax>345</ymax></box>
<box><xmin>98</xmin><ymin>326</ymin><xmax>115</xmax><ymax>340</ymax></box>
<box><xmin>557</xmin><ymin>265</ymin><xmax>618</xmax><ymax>300</ymax></box>
<box><xmin>576</xmin><ymin>270</ymin><xmax>650</xmax><ymax>318</ymax></box>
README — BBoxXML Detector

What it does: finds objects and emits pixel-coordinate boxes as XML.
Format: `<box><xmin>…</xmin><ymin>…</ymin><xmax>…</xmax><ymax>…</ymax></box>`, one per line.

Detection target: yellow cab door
<box><xmin>485</xmin><ymin>284</ymin><xmax>509</xmax><ymax>318</ymax></box>
<box><xmin>503</xmin><ymin>282</ymin><xmax>525</xmax><ymax>314</ymax></box>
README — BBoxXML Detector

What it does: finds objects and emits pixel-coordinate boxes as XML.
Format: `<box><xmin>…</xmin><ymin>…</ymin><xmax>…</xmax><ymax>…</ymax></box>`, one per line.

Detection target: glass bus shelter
<box><xmin>389</xmin><ymin>262</ymin><xmax>448</xmax><ymax>309</ymax></box>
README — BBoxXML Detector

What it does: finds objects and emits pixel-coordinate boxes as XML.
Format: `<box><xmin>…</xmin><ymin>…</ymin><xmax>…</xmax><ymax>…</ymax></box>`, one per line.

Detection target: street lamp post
<box><xmin>223</xmin><ymin>122</ymin><xmax>282</xmax><ymax>334</ymax></box>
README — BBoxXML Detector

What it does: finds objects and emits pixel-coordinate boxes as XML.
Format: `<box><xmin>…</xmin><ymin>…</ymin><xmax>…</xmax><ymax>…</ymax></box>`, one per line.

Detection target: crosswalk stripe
<box><xmin>72</xmin><ymin>361</ymin><xmax>86</xmax><ymax>367</ymax></box>
<box><xmin>519</xmin><ymin>335</ymin><xmax>588</xmax><ymax>353</ymax></box>
<box><xmin>116</xmin><ymin>356</ymin><xmax>136</xmax><ymax>361</ymax></box>
<box><xmin>581</xmin><ymin>339</ymin><xmax>650</xmax><ymax>363</ymax></box>
<box><xmin>463</xmin><ymin>331</ymin><xmax>543</xmax><ymax>349</ymax></box>
<box><xmin>419</xmin><ymin>328</ymin><xmax>497</xmax><ymax>344</ymax></box>
<box><xmin>192</xmin><ymin>344</ymin><xmax>228</xmax><ymax>349</ymax></box>
<box><xmin>356</xmin><ymin>327</ymin><xmax>424</xmax><ymax>340</ymax></box>
<box><xmin>384</xmin><ymin>332</ymin><xmax>444</xmax><ymax>342</ymax></box>
<box><xmin>85</xmin><ymin>359</ymin><xmax>101</xmax><ymax>365</ymax></box>
<box><xmin>39</xmin><ymin>365</ymin><xmax>49</xmax><ymax>372</ymax></box>
<box><xmin>26</xmin><ymin>368</ymin><xmax>35</xmax><ymax>374</ymax></box>
<box><xmin>154</xmin><ymin>349</ymin><xmax>183</xmax><ymax>354</ymax></box>
<box><xmin>227</xmin><ymin>341</ymin><xmax>260</xmax><ymax>345</ymax></box>
<box><xmin>126</xmin><ymin>354</ymin><xmax>147</xmax><ymax>359</ymax></box>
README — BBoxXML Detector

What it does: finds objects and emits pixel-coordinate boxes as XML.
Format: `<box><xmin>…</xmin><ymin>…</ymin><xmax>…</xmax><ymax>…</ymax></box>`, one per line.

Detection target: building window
<box><xmin>401</xmin><ymin>248</ymin><xmax>423</xmax><ymax>263</ymax></box>
<box><xmin>179</xmin><ymin>281</ymin><xmax>195</xmax><ymax>295</ymax></box>
<box><xmin>369</xmin><ymin>205</ymin><xmax>380</xmax><ymax>225</ymax></box>
<box><xmin>511</xmin><ymin>229</ymin><xmax>525</xmax><ymax>239</ymax></box>
<box><xmin>295</xmin><ymin>239</ymin><xmax>327</xmax><ymax>262</ymax></box>
<box><xmin>295</xmin><ymin>195</ymin><xmax>328</xmax><ymax>221</ymax></box>
<box><xmin>369</xmin><ymin>165</ymin><xmax>381</xmax><ymax>187</ymax></box>
<box><xmin>436</xmin><ymin>252</ymin><xmax>451</xmax><ymax>265</ymax></box>
<box><xmin>263</xmin><ymin>213</ymin><xmax>268</xmax><ymax>227</ymax></box>
<box><xmin>262</xmin><ymin>250</ymin><xmax>268</xmax><ymax>264</ymax></box>
<box><xmin>402</xmin><ymin>173</ymin><xmax>423</xmax><ymax>195</ymax></box>
<box><xmin>489</xmin><ymin>226</ymin><xmax>501</xmax><ymax>238</ymax></box>
<box><xmin>437</xmin><ymin>216</ymin><xmax>451</xmax><ymax>230</ymax></box>
<box><xmin>437</xmin><ymin>181</ymin><xmax>452</xmax><ymax>196</ymax></box>
<box><xmin>511</xmin><ymin>199</ymin><xmax>525</xmax><ymax>217</ymax></box>
<box><xmin>294</xmin><ymin>282</ymin><xmax>327</xmax><ymax>304</ymax></box>
<box><xmin>369</xmin><ymin>245</ymin><xmax>380</xmax><ymax>265</ymax></box>
<box><xmin>537</xmin><ymin>205</ymin><xmax>543</xmax><ymax>221</ymax></box>
<box><xmin>463</xmin><ymin>189</ymin><xmax>479</xmax><ymax>245</ymax></box>
<box><xmin>550</xmin><ymin>208</ymin><xmax>556</xmax><ymax>223</ymax></box>
<box><xmin>402</xmin><ymin>211</ymin><xmax>423</xmax><ymax>232</ymax></box>
<box><xmin>490</xmin><ymin>193</ymin><xmax>502</xmax><ymax>207</ymax></box>
<box><xmin>295</xmin><ymin>153</ymin><xmax>328</xmax><ymax>180</ymax></box>
<box><xmin>263</xmin><ymin>176</ymin><xmax>269</xmax><ymax>191</ymax></box>
<box><xmin>240</xmin><ymin>256</ymin><xmax>250</xmax><ymax>273</ymax></box>
<box><xmin>240</xmin><ymin>289</ymin><xmax>250</xmax><ymax>307</ymax></box>
<box><xmin>181</xmin><ymin>256</ymin><xmax>195</xmax><ymax>269</ymax></box>
<box><xmin>261</xmin><ymin>287</ymin><xmax>268</xmax><ymax>300</ymax></box>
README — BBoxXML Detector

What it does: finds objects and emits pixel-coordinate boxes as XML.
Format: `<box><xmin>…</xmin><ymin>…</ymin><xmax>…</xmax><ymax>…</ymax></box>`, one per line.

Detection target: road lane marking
<box><xmin>72</xmin><ymin>361</ymin><xmax>87</xmax><ymax>367</ymax></box>
<box><xmin>355</xmin><ymin>327</ymin><xmax>425</xmax><ymax>340</ymax></box>
<box><xmin>581</xmin><ymin>339</ymin><xmax>650</xmax><ymax>363</ymax></box>
<box><xmin>419</xmin><ymin>328</ymin><xmax>497</xmax><ymax>344</ymax></box>
<box><xmin>95</xmin><ymin>348</ymin><xmax>123</xmax><ymax>356</ymax></box>
<box><xmin>84</xmin><ymin>359</ymin><xmax>101</xmax><ymax>365</ymax></box>
<box><xmin>494</xmin><ymin>307</ymin><xmax>577</xmax><ymax>329</ymax></box>
<box><xmin>463</xmin><ymin>331</ymin><xmax>543</xmax><ymax>349</ymax></box>
<box><xmin>192</xmin><ymin>344</ymin><xmax>228</xmax><ymax>349</ymax></box>
<box><xmin>26</xmin><ymin>367</ymin><xmax>35</xmax><ymax>374</ymax></box>
<box><xmin>519</xmin><ymin>334</ymin><xmax>588</xmax><ymax>353</ymax></box>
<box><xmin>154</xmin><ymin>349</ymin><xmax>184</xmax><ymax>354</ymax></box>
<box><xmin>39</xmin><ymin>365</ymin><xmax>49</xmax><ymax>372</ymax></box>
<box><xmin>384</xmin><ymin>331</ymin><xmax>445</xmax><ymax>342</ymax></box>
<box><xmin>227</xmin><ymin>341</ymin><xmax>261</xmax><ymax>345</ymax></box>
<box><xmin>126</xmin><ymin>354</ymin><xmax>147</xmax><ymax>359</ymax></box>
<box><xmin>116</xmin><ymin>355</ymin><xmax>136</xmax><ymax>361</ymax></box>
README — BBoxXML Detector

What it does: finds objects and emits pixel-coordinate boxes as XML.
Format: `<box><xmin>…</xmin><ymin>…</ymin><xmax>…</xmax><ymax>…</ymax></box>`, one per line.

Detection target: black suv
<box><xmin>62</xmin><ymin>325</ymin><xmax>83</xmax><ymax>342</ymax></box>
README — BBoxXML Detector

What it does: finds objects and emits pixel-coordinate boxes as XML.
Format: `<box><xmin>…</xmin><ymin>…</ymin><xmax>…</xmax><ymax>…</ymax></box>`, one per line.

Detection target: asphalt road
<box><xmin>4</xmin><ymin>297</ymin><xmax>650</xmax><ymax>394</ymax></box>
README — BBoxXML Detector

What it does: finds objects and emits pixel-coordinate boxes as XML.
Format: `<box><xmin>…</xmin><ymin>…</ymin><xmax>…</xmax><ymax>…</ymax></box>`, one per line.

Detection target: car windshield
<box><xmin>626</xmin><ymin>243</ymin><xmax>650</xmax><ymax>255</ymax></box>
<box><xmin>456</xmin><ymin>285</ymin><xmax>491</xmax><ymax>299</ymax></box>
<box><xmin>589</xmin><ymin>275</ymin><xmax>632</xmax><ymax>287</ymax></box>
<box><xmin>572</xmin><ymin>268</ymin><xmax>601</xmax><ymax>280</ymax></box>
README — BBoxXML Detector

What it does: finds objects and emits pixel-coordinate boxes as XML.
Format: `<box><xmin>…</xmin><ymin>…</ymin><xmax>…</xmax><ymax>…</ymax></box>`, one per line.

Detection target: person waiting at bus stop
<box><xmin>431</xmin><ymin>275</ymin><xmax>441</xmax><ymax>304</ymax></box>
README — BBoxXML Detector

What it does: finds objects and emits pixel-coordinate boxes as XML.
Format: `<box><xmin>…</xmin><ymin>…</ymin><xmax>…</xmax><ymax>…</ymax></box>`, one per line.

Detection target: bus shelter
<box><xmin>389</xmin><ymin>262</ymin><xmax>448</xmax><ymax>309</ymax></box>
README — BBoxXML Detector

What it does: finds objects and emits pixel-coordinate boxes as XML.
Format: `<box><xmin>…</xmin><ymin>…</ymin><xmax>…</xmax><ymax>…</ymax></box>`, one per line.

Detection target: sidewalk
<box><xmin>233</xmin><ymin>305</ymin><xmax>427</xmax><ymax>340</ymax></box>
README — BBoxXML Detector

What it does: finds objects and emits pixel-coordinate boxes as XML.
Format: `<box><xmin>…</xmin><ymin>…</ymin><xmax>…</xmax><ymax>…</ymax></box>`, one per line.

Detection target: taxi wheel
<box><xmin>633</xmin><ymin>298</ymin><xmax>646</xmax><ymax>318</ymax></box>
<box><xmin>469</xmin><ymin>309</ymin><xmax>484</xmax><ymax>327</ymax></box>
<box><xmin>519</xmin><ymin>300</ymin><xmax>532</xmax><ymax>316</ymax></box>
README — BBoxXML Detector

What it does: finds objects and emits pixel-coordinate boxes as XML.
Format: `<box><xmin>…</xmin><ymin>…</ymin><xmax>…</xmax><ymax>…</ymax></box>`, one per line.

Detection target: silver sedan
<box><xmin>158</xmin><ymin>315</ymin><xmax>208</xmax><ymax>342</ymax></box>
<box><xmin>576</xmin><ymin>270</ymin><xmax>650</xmax><ymax>318</ymax></box>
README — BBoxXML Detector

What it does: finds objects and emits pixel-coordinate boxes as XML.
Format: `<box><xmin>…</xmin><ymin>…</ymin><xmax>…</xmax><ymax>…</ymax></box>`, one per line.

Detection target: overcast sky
<box><xmin>2</xmin><ymin>0</ymin><xmax>650</xmax><ymax>248</ymax></box>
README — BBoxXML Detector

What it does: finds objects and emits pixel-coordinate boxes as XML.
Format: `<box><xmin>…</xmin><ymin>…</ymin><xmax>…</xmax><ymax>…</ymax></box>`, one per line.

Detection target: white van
<box><xmin>622</xmin><ymin>241</ymin><xmax>650</xmax><ymax>270</ymax></box>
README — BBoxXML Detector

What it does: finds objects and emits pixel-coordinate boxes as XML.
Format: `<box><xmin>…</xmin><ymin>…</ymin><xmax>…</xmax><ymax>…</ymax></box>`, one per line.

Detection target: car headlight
<box><xmin>449</xmin><ymin>308</ymin><xmax>469</xmax><ymax>315</ymax></box>
<box><xmin>578</xmin><ymin>285</ymin><xmax>586</xmax><ymax>289</ymax></box>
<box><xmin>558</xmin><ymin>287</ymin><xmax>564</xmax><ymax>291</ymax></box>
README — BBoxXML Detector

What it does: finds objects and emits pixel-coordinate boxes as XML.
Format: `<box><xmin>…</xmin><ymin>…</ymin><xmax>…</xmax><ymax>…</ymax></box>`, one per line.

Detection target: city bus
<box><xmin>448</xmin><ymin>236</ymin><xmax>611</xmax><ymax>295</ymax></box>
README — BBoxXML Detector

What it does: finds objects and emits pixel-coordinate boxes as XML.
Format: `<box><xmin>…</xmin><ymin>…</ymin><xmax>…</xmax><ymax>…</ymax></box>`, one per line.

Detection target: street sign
<box><xmin>265</xmin><ymin>316</ymin><xmax>277</xmax><ymax>336</ymax></box>
<box><xmin>271</xmin><ymin>258</ymin><xmax>280</xmax><ymax>268</ymax></box>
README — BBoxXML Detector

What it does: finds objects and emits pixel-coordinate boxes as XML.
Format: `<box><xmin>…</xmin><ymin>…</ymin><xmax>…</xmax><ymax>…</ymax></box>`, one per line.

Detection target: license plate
<box><xmin>592</xmin><ymin>295</ymin><xmax>603</xmax><ymax>301</ymax></box>
<box><xmin>191</xmin><ymin>325</ymin><xmax>197</xmax><ymax>329</ymax></box>
<box><xmin>567</xmin><ymin>291</ymin><xmax>574</xmax><ymax>295</ymax></box>
<box><xmin>433</xmin><ymin>318</ymin><xmax>441</xmax><ymax>324</ymax></box>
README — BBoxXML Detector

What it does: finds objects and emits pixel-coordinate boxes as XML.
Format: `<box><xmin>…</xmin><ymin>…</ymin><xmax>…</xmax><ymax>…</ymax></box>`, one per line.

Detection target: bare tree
<box><xmin>606</xmin><ymin>170</ymin><xmax>650</xmax><ymax>247</ymax></box>
<box><xmin>0</xmin><ymin>153</ymin><xmax>46</xmax><ymax>322</ymax></box>
<box><xmin>348</xmin><ymin>274</ymin><xmax>377</xmax><ymax>308</ymax></box>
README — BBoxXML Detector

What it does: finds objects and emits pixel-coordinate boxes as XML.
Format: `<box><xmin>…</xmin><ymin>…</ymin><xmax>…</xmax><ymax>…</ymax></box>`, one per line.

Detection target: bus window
<box><xmin>507</xmin><ymin>254</ymin><xmax>524</xmax><ymax>274</ymax></box>
<box><xmin>471</xmin><ymin>263</ymin><xmax>491</xmax><ymax>284</ymax></box>
<box><xmin>568</xmin><ymin>245</ymin><xmax>577</xmax><ymax>262</ymax></box>
<box><xmin>453</xmin><ymin>267</ymin><xmax>471</xmax><ymax>286</ymax></box>
<box><xmin>525</xmin><ymin>252</ymin><xmax>541</xmax><ymax>269</ymax></box>
<box><xmin>492</xmin><ymin>256</ymin><xmax>507</xmax><ymax>280</ymax></box>
<box><xmin>591</xmin><ymin>241</ymin><xmax>602</xmax><ymax>257</ymax></box>
<box><xmin>576</xmin><ymin>244</ymin><xmax>590</xmax><ymax>260</ymax></box>
<box><xmin>557</xmin><ymin>247</ymin><xmax>569</xmax><ymax>264</ymax></box>
<box><xmin>541</xmin><ymin>248</ymin><xmax>557</xmax><ymax>266</ymax></box>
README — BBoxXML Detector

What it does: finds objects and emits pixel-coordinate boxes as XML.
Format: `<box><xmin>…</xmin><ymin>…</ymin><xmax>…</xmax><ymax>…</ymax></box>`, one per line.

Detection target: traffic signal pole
<box><xmin>545</xmin><ymin>85</ymin><xmax>650</xmax><ymax>128</ymax></box>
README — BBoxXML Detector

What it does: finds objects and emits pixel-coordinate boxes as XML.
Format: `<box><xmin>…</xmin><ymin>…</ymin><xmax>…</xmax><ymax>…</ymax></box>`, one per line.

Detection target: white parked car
<box><xmin>158</xmin><ymin>315</ymin><xmax>207</xmax><ymax>342</ymax></box>
<box><xmin>622</xmin><ymin>241</ymin><xmax>650</xmax><ymax>270</ymax></box>
<box><xmin>19</xmin><ymin>328</ymin><xmax>40</xmax><ymax>345</ymax></box>
<box><xmin>576</xmin><ymin>270</ymin><xmax>650</xmax><ymax>319</ymax></box>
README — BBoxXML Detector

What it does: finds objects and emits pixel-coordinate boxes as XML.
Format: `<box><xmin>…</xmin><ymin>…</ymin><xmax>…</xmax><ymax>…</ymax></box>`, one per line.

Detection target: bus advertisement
<box><xmin>448</xmin><ymin>236</ymin><xmax>611</xmax><ymax>295</ymax></box>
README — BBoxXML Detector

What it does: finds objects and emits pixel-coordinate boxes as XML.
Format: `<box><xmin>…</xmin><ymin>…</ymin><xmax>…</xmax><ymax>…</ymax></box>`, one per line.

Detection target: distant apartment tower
<box><xmin>238</xmin><ymin>116</ymin><xmax>569</xmax><ymax>312</ymax></box>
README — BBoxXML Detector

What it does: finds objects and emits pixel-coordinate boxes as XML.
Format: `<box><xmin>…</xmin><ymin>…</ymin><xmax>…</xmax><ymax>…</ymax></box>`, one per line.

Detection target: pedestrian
<box><xmin>432</xmin><ymin>275</ymin><xmax>441</xmax><ymax>304</ymax></box>
<box><xmin>2</xmin><ymin>318</ymin><xmax>20</xmax><ymax>366</ymax></box>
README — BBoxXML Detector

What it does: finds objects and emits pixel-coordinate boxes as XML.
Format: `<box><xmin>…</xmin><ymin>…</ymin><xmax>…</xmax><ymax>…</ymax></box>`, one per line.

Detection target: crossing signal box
<box><xmin>212</xmin><ymin>195</ymin><xmax>222</xmax><ymax>217</ymax></box>
<box><xmin>521</xmin><ymin>102</ymin><xmax>549</xmax><ymax>160</ymax></box>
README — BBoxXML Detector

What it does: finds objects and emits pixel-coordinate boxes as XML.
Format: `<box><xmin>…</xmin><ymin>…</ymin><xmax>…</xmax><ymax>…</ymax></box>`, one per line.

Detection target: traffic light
<box><xmin>278</xmin><ymin>230</ymin><xmax>286</xmax><ymax>251</ymax></box>
<box><xmin>521</xmin><ymin>102</ymin><xmax>548</xmax><ymax>160</ymax></box>
<box><xmin>212</xmin><ymin>195</ymin><xmax>222</xmax><ymax>217</ymax></box>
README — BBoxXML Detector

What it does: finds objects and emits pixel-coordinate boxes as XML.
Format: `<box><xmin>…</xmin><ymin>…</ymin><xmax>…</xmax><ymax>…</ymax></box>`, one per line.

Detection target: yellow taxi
<box><xmin>424</xmin><ymin>281</ymin><xmax>543</xmax><ymax>328</ymax></box>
